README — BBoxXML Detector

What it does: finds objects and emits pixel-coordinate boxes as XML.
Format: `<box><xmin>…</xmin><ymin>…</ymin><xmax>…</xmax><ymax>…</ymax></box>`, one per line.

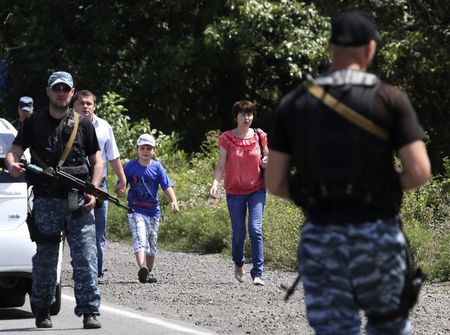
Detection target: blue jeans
<box><xmin>299</xmin><ymin>218</ymin><xmax>411</xmax><ymax>335</ymax></box>
<box><xmin>94</xmin><ymin>178</ymin><xmax>108</xmax><ymax>278</ymax></box>
<box><xmin>226</xmin><ymin>188</ymin><xmax>266</xmax><ymax>278</ymax></box>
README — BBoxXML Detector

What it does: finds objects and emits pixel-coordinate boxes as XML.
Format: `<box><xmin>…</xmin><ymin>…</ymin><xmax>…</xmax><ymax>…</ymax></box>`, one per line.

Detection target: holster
<box><xmin>402</xmin><ymin>264</ymin><xmax>425</xmax><ymax>313</ymax></box>
<box><xmin>26</xmin><ymin>210</ymin><xmax>61</xmax><ymax>243</ymax></box>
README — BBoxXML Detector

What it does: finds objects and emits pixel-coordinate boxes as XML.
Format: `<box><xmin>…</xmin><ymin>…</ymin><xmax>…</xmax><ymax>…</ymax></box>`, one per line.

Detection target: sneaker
<box><xmin>234</xmin><ymin>265</ymin><xmax>245</xmax><ymax>283</ymax></box>
<box><xmin>138</xmin><ymin>267</ymin><xmax>149</xmax><ymax>283</ymax></box>
<box><xmin>146</xmin><ymin>273</ymin><xmax>158</xmax><ymax>284</ymax></box>
<box><xmin>253</xmin><ymin>277</ymin><xmax>265</xmax><ymax>286</ymax></box>
<box><xmin>35</xmin><ymin>309</ymin><xmax>52</xmax><ymax>328</ymax></box>
<box><xmin>83</xmin><ymin>313</ymin><xmax>101</xmax><ymax>329</ymax></box>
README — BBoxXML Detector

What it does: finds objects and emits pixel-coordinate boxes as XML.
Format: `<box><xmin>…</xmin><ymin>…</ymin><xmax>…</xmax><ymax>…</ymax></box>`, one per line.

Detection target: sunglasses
<box><xmin>51</xmin><ymin>84</ymin><xmax>72</xmax><ymax>93</ymax></box>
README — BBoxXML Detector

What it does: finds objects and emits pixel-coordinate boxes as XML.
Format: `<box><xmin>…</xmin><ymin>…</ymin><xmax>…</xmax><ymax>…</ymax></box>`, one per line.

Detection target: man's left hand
<box><xmin>82</xmin><ymin>193</ymin><xmax>96</xmax><ymax>211</ymax></box>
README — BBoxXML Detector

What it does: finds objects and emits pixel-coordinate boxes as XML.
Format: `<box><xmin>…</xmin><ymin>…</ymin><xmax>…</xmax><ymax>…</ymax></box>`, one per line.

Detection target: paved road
<box><xmin>0</xmin><ymin>288</ymin><xmax>215</xmax><ymax>335</ymax></box>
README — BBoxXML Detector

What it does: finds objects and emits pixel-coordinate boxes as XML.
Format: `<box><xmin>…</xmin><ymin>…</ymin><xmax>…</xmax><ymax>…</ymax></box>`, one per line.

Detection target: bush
<box><xmin>159</xmin><ymin>200</ymin><xmax>230</xmax><ymax>253</ymax></box>
<box><xmin>401</xmin><ymin>159</ymin><xmax>450</xmax><ymax>281</ymax></box>
<box><xmin>263</xmin><ymin>195</ymin><xmax>302</xmax><ymax>270</ymax></box>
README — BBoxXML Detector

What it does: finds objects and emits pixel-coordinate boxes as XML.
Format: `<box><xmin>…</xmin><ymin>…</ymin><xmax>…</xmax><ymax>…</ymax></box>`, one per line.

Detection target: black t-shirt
<box><xmin>13</xmin><ymin>109</ymin><xmax>100</xmax><ymax>196</ymax></box>
<box><xmin>271</xmin><ymin>82</ymin><xmax>425</xmax><ymax>154</ymax></box>
<box><xmin>270</xmin><ymin>73</ymin><xmax>425</xmax><ymax>223</ymax></box>
<box><xmin>14</xmin><ymin>109</ymin><xmax>99</xmax><ymax>158</ymax></box>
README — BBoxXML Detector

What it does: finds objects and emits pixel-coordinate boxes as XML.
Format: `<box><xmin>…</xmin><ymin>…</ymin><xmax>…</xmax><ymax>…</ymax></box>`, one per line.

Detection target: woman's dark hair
<box><xmin>231</xmin><ymin>100</ymin><xmax>256</xmax><ymax>119</ymax></box>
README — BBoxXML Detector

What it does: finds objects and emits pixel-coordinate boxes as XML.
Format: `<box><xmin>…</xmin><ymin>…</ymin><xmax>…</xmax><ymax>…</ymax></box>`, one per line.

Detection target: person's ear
<box><xmin>367</xmin><ymin>40</ymin><xmax>377</xmax><ymax>59</ymax></box>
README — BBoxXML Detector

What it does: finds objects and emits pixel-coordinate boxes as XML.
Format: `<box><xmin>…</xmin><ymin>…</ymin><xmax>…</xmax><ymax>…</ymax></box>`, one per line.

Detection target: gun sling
<box><xmin>31</xmin><ymin>111</ymin><xmax>80</xmax><ymax>170</ymax></box>
<box><xmin>305</xmin><ymin>81</ymin><xmax>389</xmax><ymax>141</ymax></box>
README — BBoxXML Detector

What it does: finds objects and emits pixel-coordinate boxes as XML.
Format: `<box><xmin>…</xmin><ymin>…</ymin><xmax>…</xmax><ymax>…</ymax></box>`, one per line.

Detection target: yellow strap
<box><xmin>58</xmin><ymin>111</ymin><xmax>79</xmax><ymax>167</ymax></box>
<box><xmin>32</xmin><ymin>111</ymin><xmax>80</xmax><ymax>170</ymax></box>
<box><xmin>306</xmin><ymin>82</ymin><xmax>389</xmax><ymax>141</ymax></box>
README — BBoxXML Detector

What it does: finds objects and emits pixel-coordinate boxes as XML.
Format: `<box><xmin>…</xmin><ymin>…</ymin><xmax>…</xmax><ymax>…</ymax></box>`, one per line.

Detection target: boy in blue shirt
<box><xmin>123</xmin><ymin>134</ymin><xmax>179</xmax><ymax>283</ymax></box>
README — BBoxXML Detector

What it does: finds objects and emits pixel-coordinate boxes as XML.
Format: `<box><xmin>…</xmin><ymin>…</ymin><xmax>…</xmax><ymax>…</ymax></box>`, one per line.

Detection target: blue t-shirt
<box><xmin>124</xmin><ymin>159</ymin><xmax>173</xmax><ymax>218</ymax></box>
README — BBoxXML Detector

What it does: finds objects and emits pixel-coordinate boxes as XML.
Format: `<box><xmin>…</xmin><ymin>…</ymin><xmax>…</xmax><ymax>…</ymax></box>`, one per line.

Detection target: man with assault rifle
<box><xmin>6</xmin><ymin>71</ymin><xmax>104</xmax><ymax>330</ymax></box>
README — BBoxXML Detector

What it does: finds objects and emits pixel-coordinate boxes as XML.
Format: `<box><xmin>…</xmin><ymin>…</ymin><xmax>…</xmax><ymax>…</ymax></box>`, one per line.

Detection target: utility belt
<box><xmin>289</xmin><ymin>176</ymin><xmax>398</xmax><ymax>213</ymax></box>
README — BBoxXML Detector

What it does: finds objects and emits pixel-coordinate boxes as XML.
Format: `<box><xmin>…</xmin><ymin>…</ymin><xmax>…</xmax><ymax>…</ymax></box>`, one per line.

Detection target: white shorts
<box><xmin>127</xmin><ymin>212</ymin><xmax>160</xmax><ymax>256</ymax></box>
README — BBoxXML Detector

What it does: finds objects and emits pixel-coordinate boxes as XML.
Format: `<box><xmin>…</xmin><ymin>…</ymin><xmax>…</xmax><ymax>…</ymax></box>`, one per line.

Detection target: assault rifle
<box><xmin>26</xmin><ymin>163</ymin><xmax>131</xmax><ymax>212</ymax></box>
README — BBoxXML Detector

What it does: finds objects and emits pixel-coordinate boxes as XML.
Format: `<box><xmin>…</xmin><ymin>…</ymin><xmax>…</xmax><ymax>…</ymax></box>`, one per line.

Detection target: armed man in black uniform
<box><xmin>6</xmin><ymin>71</ymin><xmax>103</xmax><ymax>329</ymax></box>
<box><xmin>266</xmin><ymin>10</ymin><xmax>431</xmax><ymax>335</ymax></box>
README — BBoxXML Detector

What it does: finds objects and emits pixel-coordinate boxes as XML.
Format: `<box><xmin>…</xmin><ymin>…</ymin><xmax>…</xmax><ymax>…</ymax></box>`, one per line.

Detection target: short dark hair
<box><xmin>231</xmin><ymin>100</ymin><xmax>256</xmax><ymax>119</ymax></box>
<box><xmin>330</xmin><ymin>10</ymin><xmax>380</xmax><ymax>47</ymax></box>
<box><xmin>74</xmin><ymin>89</ymin><xmax>97</xmax><ymax>104</ymax></box>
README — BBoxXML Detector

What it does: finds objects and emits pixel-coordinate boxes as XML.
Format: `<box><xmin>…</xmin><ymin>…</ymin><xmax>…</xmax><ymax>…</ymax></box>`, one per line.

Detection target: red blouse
<box><xmin>219</xmin><ymin>129</ymin><xmax>268</xmax><ymax>195</ymax></box>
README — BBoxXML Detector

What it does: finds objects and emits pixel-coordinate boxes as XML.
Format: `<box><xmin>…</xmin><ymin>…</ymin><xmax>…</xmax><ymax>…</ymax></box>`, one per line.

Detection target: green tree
<box><xmin>1</xmin><ymin>1</ymin><xmax>448</xmax><ymax>170</ymax></box>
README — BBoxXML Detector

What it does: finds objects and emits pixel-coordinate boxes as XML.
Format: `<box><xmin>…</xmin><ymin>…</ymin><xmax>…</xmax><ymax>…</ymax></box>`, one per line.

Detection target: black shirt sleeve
<box><xmin>375</xmin><ymin>84</ymin><xmax>425</xmax><ymax>150</ymax></box>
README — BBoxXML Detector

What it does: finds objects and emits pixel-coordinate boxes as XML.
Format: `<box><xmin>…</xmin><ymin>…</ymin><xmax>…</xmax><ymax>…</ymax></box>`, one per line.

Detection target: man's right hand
<box><xmin>8</xmin><ymin>162</ymin><xmax>26</xmax><ymax>177</ymax></box>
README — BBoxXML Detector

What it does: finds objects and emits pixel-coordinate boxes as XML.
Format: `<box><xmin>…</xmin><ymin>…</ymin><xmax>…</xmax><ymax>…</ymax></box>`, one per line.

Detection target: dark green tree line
<box><xmin>0</xmin><ymin>0</ymin><xmax>448</xmax><ymax>170</ymax></box>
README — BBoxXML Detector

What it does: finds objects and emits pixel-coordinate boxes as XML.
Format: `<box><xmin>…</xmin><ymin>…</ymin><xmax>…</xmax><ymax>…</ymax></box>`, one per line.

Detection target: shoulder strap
<box><xmin>31</xmin><ymin>111</ymin><xmax>80</xmax><ymax>169</ymax></box>
<box><xmin>305</xmin><ymin>81</ymin><xmax>389</xmax><ymax>141</ymax></box>
<box><xmin>254</xmin><ymin>128</ymin><xmax>264</xmax><ymax>157</ymax></box>
<box><xmin>58</xmin><ymin>111</ymin><xmax>79</xmax><ymax>167</ymax></box>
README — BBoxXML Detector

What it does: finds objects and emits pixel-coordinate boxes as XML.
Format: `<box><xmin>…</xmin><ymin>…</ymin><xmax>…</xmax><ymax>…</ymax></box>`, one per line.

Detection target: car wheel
<box><xmin>30</xmin><ymin>284</ymin><xmax>61</xmax><ymax>315</ymax></box>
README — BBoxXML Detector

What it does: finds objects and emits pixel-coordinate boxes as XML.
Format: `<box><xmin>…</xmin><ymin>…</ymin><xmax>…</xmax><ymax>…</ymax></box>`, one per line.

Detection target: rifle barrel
<box><xmin>26</xmin><ymin>163</ymin><xmax>132</xmax><ymax>212</ymax></box>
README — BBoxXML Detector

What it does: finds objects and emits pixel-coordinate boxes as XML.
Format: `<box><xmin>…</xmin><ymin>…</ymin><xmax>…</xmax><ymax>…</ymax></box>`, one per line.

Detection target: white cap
<box><xmin>136</xmin><ymin>134</ymin><xmax>156</xmax><ymax>147</ymax></box>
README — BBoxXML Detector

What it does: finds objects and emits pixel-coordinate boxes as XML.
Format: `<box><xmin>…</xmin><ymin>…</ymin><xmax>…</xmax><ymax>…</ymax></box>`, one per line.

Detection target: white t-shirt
<box><xmin>92</xmin><ymin>115</ymin><xmax>120</xmax><ymax>178</ymax></box>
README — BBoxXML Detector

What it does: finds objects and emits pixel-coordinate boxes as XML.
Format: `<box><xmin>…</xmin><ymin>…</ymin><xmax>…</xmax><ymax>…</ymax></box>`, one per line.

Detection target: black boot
<box><xmin>35</xmin><ymin>309</ymin><xmax>52</xmax><ymax>328</ymax></box>
<box><xmin>83</xmin><ymin>313</ymin><xmax>101</xmax><ymax>329</ymax></box>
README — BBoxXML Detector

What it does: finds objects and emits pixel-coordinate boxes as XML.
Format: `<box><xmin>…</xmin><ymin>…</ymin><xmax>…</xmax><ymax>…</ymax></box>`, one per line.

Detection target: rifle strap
<box><xmin>305</xmin><ymin>81</ymin><xmax>389</xmax><ymax>141</ymax></box>
<box><xmin>31</xmin><ymin>111</ymin><xmax>79</xmax><ymax>170</ymax></box>
<box><xmin>58</xmin><ymin>111</ymin><xmax>79</xmax><ymax>167</ymax></box>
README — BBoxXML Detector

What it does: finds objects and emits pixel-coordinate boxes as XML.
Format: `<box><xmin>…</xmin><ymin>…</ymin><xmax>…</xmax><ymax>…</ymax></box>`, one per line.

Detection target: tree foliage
<box><xmin>0</xmin><ymin>0</ymin><xmax>448</xmax><ymax>170</ymax></box>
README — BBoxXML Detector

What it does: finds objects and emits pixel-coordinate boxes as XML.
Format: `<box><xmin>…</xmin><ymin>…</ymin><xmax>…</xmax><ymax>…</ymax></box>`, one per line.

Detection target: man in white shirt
<box><xmin>74</xmin><ymin>90</ymin><xmax>127</xmax><ymax>278</ymax></box>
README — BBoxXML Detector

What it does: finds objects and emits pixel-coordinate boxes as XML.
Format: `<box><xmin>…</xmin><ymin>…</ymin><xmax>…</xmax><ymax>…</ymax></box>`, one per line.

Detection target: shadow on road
<box><xmin>0</xmin><ymin>308</ymin><xmax>33</xmax><ymax>320</ymax></box>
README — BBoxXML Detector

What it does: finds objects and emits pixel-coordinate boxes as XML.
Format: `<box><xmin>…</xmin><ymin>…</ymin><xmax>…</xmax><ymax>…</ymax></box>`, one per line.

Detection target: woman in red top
<box><xmin>210</xmin><ymin>100</ymin><xmax>269</xmax><ymax>285</ymax></box>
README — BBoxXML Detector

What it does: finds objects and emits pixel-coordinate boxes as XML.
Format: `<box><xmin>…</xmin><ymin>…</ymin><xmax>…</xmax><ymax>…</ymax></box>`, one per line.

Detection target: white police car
<box><xmin>0</xmin><ymin>118</ymin><xmax>62</xmax><ymax>315</ymax></box>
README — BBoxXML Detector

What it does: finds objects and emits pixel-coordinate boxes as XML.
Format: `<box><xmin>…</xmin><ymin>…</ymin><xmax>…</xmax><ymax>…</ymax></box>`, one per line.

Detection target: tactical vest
<box><xmin>27</xmin><ymin>109</ymin><xmax>90</xmax><ymax>196</ymax></box>
<box><xmin>289</xmin><ymin>70</ymin><xmax>402</xmax><ymax>215</ymax></box>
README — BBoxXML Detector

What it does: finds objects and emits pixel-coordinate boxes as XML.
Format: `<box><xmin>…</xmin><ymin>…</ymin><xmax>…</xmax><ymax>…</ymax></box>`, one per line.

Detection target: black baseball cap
<box><xmin>330</xmin><ymin>10</ymin><xmax>381</xmax><ymax>47</ymax></box>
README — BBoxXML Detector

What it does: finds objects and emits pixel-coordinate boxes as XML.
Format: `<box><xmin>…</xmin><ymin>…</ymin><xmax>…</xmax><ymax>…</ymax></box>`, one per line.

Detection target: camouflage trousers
<box><xmin>31</xmin><ymin>197</ymin><xmax>101</xmax><ymax>316</ymax></box>
<box><xmin>299</xmin><ymin>217</ymin><xmax>411</xmax><ymax>335</ymax></box>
